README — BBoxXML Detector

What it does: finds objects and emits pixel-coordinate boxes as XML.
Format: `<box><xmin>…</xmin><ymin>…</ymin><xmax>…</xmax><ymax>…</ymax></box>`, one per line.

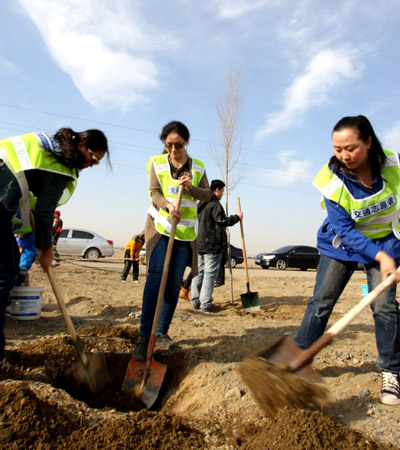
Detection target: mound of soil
<box><xmin>1</xmin><ymin>258</ymin><xmax>399</xmax><ymax>449</ymax></box>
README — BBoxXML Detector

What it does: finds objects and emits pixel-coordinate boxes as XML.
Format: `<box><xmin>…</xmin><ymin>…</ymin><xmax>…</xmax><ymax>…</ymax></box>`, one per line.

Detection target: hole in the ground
<box><xmin>6</xmin><ymin>325</ymin><xmax>196</xmax><ymax>413</ymax></box>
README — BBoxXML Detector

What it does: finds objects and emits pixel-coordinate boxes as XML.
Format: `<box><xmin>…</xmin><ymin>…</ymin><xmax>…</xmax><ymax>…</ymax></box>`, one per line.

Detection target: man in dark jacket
<box><xmin>190</xmin><ymin>179</ymin><xmax>243</xmax><ymax>312</ymax></box>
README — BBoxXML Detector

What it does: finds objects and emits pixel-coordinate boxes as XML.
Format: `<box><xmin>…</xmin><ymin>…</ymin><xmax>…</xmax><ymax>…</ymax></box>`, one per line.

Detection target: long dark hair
<box><xmin>53</xmin><ymin>128</ymin><xmax>109</xmax><ymax>170</ymax></box>
<box><xmin>329</xmin><ymin>115</ymin><xmax>386</xmax><ymax>179</ymax></box>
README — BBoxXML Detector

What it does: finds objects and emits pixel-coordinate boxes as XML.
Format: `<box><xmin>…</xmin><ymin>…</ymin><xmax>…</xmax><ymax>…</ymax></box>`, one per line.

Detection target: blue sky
<box><xmin>1</xmin><ymin>1</ymin><xmax>400</xmax><ymax>255</ymax></box>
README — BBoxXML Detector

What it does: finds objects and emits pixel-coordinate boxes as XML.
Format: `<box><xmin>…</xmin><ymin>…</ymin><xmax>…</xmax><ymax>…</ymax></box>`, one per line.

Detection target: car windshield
<box><xmin>273</xmin><ymin>246</ymin><xmax>295</xmax><ymax>253</ymax></box>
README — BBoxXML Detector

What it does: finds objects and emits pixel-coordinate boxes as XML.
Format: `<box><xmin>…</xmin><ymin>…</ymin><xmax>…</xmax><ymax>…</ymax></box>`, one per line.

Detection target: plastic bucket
<box><xmin>9</xmin><ymin>286</ymin><xmax>44</xmax><ymax>320</ymax></box>
<box><xmin>361</xmin><ymin>283</ymin><xmax>369</xmax><ymax>299</ymax></box>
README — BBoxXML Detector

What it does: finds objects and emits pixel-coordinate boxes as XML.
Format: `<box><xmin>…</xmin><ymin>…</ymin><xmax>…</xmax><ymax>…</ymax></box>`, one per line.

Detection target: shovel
<box><xmin>46</xmin><ymin>266</ymin><xmax>108</xmax><ymax>399</ymax></box>
<box><xmin>123</xmin><ymin>184</ymin><xmax>184</xmax><ymax>408</ymax></box>
<box><xmin>237</xmin><ymin>197</ymin><xmax>260</xmax><ymax>311</ymax></box>
<box><xmin>238</xmin><ymin>268</ymin><xmax>400</xmax><ymax>417</ymax></box>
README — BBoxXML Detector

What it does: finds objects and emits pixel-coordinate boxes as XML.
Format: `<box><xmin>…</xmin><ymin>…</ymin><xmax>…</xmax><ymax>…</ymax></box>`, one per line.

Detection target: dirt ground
<box><xmin>2</xmin><ymin>253</ymin><xmax>400</xmax><ymax>449</ymax></box>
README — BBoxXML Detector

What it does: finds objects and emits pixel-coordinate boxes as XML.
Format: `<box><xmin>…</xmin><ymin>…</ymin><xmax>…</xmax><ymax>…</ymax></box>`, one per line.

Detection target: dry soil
<box><xmin>1</xmin><ymin>254</ymin><xmax>400</xmax><ymax>449</ymax></box>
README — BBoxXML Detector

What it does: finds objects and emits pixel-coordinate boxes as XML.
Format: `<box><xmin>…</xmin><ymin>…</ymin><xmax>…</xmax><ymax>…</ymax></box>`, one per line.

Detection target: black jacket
<box><xmin>196</xmin><ymin>194</ymin><xmax>240</xmax><ymax>254</ymax></box>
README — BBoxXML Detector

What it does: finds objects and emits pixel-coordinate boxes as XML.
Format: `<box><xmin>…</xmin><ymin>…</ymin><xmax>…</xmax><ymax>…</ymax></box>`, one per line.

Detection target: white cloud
<box><xmin>265</xmin><ymin>151</ymin><xmax>314</xmax><ymax>185</ymax></box>
<box><xmin>17</xmin><ymin>0</ymin><xmax>176</xmax><ymax>110</ymax></box>
<box><xmin>255</xmin><ymin>48</ymin><xmax>362</xmax><ymax>141</ymax></box>
<box><xmin>216</xmin><ymin>0</ymin><xmax>273</xmax><ymax>18</ymax></box>
<box><xmin>382</xmin><ymin>121</ymin><xmax>400</xmax><ymax>153</ymax></box>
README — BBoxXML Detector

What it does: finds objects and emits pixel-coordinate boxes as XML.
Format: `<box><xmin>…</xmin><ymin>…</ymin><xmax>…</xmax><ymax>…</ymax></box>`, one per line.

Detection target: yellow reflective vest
<box><xmin>0</xmin><ymin>132</ymin><xmax>77</xmax><ymax>230</ymax></box>
<box><xmin>313</xmin><ymin>149</ymin><xmax>400</xmax><ymax>240</ymax></box>
<box><xmin>147</xmin><ymin>154</ymin><xmax>205</xmax><ymax>241</ymax></box>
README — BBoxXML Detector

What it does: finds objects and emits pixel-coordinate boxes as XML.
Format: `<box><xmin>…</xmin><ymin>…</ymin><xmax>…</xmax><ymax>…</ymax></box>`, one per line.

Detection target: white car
<box><xmin>56</xmin><ymin>228</ymin><xmax>114</xmax><ymax>259</ymax></box>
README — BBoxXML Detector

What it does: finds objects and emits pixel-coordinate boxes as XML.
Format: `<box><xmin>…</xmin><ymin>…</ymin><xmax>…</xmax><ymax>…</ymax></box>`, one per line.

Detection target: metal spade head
<box><xmin>123</xmin><ymin>357</ymin><xmax>167</xmax><ymax>409</ymax></box>
<box><xmin>65</xmin><ymin>351</ymin><xmax>108</xmax><ymax>400</ymax></box>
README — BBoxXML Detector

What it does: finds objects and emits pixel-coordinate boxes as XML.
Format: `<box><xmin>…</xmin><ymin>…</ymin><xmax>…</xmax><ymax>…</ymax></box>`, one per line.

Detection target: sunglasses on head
<box><xmin>165</xmin><ymin>142</ymin><xmax>185</xmax><ymax>151</ymax></box>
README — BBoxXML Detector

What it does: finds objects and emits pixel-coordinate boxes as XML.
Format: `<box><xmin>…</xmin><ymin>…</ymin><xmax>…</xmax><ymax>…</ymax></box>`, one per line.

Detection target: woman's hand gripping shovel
<box><xmin>237</xmin><ymin>197</ymin><xmax>260</xmax><ymax>311</ymax></box>
<box><xmin>122</xmin><ymin>185</ymin><xmax>184</xmax><ymax>408</ymax></box>
<box><xmin>238</xmin><ymin>267</ymin><xmax>400</xmax><ymax>418</ymax></box>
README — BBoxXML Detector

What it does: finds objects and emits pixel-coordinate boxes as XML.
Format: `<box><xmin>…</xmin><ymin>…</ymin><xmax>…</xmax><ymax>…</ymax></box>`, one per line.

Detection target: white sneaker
<box><xmin>380</xmin><ymin>371</ymin><xmax>400</xmax><ymax>405</ymax></box>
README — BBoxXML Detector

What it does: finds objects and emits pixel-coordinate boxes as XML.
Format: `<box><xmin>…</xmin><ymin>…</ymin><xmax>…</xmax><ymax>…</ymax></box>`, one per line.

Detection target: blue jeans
<box><xmin>140</xmin><ymin>235</ymin><xmax>191</xmax><ymax>336</ymax></box>
<box><xmin>295</xmin><ymin>254</ymin><xmax>400</xmax><ymax>372</ymax></box>
<box><xmin>0</xmin><ymin>209</ymin><xmax>17</xmax><ymax>361</ymax></box>
<box><xmin>190</xmin><ymin>253</ymin><xmax>222</xmax><ymax>311</ymax></box>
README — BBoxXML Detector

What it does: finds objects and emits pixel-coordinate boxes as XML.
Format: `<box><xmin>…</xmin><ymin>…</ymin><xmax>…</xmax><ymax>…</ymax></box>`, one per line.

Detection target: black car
<box><xmin>255</xmin><ymin>245</ymin><xmax>320</xmax><ymax>271</ymax></box>
<box><xmin>227</xmin><ymin>244</ymin><xmax>244</xmax><ymax>268</ymax></box>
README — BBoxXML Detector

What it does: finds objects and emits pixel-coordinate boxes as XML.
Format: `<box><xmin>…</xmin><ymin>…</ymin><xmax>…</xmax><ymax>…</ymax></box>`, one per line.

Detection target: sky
<box><xmin>1</xmin><ymin>0</ymin><xmax>400</xmax><ymax>255</ymax></box>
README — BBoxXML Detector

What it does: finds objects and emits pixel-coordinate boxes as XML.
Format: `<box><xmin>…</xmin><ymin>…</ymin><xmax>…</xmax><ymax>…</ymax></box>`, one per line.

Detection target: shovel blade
<box><xmin>257</xmin><ymin>334</ymin><xmax>323</xmax><ymax>383</ymax></box>
<box><xmin>241</xmin><ymin>291</ymin><xmax>260</xmax><ymax>311</ymax></box>
<box><xmin>65</xmin><ymin>352</ymin><xmax>108</xmax><ymax>399</ymax></box>
<box><xmin>123</xmin><ymin>357</ymin><xmax>167</xmax><ymax>409</ymax></box>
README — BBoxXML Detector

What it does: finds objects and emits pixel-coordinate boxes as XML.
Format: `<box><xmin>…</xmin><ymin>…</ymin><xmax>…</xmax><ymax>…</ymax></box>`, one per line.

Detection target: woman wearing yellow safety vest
<box><xmin>295</xmin><ymin>115</ymin><xmax>400</xmax><ymax>407</ymax></box>
<box><xmin>132</xmin><ymin>121</ymin><xmax>211</xmax><ymax>361</ymax></box>
<box><xmin>0</xmin><ymin>127</ymin><xmax>108</xmax><ymax>379</ymax></box>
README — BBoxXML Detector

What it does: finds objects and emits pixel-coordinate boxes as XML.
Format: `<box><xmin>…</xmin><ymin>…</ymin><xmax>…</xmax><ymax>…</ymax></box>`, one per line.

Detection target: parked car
<box><xmin>255</xmin><ymin>245</ymin><xmax>320</xmax><ymax>271</ymax></box>
<box><xmin>227</xmin><ymin>244</ymin><xmax>244</xmax><ymax>268</ymax></box>
<box><xmin>56</xmin><ymin>228</ymin><xmax>114</xmax><ymax>259</ymax></box>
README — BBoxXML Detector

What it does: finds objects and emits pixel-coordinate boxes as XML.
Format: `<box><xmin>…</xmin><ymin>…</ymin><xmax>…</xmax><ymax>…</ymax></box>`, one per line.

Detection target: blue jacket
<box><xmin>317</xmin><ymin>157</ymin><xmax>400</xmax><ymax>263</ymax></box>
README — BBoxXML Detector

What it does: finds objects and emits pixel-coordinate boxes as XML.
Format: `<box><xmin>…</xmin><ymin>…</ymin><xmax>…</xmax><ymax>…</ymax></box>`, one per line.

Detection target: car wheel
<box><xmin>276</xmin><ymin>259</ymin><xmax>287</xmax><ymax>270</ymax></box>
<box><xmin>230</xmin><ymin>257</ymin><xmax>237</xmax><ymax>268</ymax></box>
<box><xmin>84</xmin><ymin>248</ymin><xmax>101</xmax><ymax>260</ymax></box>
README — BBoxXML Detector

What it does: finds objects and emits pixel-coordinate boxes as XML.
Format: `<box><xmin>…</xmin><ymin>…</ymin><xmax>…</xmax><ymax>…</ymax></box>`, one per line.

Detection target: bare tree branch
<box><xmin>210</xmin><ymin>66</ymin><xmax>245</xmax><ymax>303</ymax></box>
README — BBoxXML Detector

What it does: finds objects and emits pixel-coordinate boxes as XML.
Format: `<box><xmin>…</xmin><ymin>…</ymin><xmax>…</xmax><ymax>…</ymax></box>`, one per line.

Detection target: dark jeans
<box><xmin>215</xmin><ymin>252</ymin><xmax>227</xmax><ymax>286</ymax></box>
<box><xmin>0</xmin><ymin>209</ymin><xmax>17</xmax><ymax>361</ymax></box>
<box><xmin>140</xmin><ymin>235</ymin><xmax>191</xmax><ymax>336</ymax></box>
<box><xmin>183</xmin><ymin>270</ymin><xmax>193</xmax><ymax>290</ymax></box>
<box><xmin>121</xmin><ymin>250</ymin><xmax>139</xmax><ymax>281</ymax></box>
<box><xmin>295</xmin><ymin>254</ymin><xmax>400</xmax><ymax>372</ymax></box>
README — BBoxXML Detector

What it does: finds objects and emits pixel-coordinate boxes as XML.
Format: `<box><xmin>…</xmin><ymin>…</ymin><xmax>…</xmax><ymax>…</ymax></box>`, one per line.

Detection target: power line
<box><xmin>0</xmin><ymin>121</ymin><xmax>315</xmax><ymax>181</ymax></box>
<box><xmin>0</xmin><ymin>103</ymin><xmax>326</xmax><ymax>164</ymax></box>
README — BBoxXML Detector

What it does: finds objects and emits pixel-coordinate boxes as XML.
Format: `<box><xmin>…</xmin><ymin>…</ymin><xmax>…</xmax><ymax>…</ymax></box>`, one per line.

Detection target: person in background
<box><xmin>132</xmin><ymin>120</ymin><xmax>211</xmax><ymax>361</ymax></box>
<box><xmin>121</xmin><ymin>231</ymin><xmax>145</xmax><ymax>283</ymax></box>
<box><xmin>294</xmin><ymin>115</ymin><xmax>400</xmax><ymax>406</ymax></box>
<box><xmin>0</xmin><ymin>127</ymin><xmax>109</xmax><ymax>379</ymax></box>
<box><xmin>214</xmin><ymin>228</ymin><xmax>228</xmax><ymax>287</ymax></box>
<box><xmin>190</xmin><ymin>179</ymin><xmax>243</xmax><ymax>312</ymax></box>
<box><xmin>15</xmin><ymin>231</ymin><xmax>38</xmax><ymax>286</ymax></box>
<box><xmin>52</xmin><ymin>210</ymin><xmax>63</xmax><ymax>265</ymax></box>
<box><xmin>179</xmin><ymin>269</ymin><xmax>192</xmax><ymax>302</ymax></box>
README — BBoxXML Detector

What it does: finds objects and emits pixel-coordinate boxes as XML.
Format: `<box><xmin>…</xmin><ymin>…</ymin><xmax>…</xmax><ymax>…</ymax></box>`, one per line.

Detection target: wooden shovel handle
<box><xmin>237</xmin><ymin>197</ymin><xmax>249</xmax><ymax>284</ymax></box>
<box><xmin>150</xmin><ymin>184</ymin><xmax>185</xmax><ymax>338</ymax></box>
<box><xmin>141</xmin><ymin>185</ymin><xmax>185</xmax><ymax>383</ymax></box>
<box><xmin>290</xmin><ymin>268</ymin><xmax>400</xmax><ymax>372</ymax></box>
<box><xmin>46</xmin><ymin>266</ymin><xmax>88</xmax><ymax>366</ymax></box>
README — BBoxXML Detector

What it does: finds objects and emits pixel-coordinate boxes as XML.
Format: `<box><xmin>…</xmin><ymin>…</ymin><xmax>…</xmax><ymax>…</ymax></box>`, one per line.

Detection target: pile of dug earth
<box><xmin>1</xmin><ymin>262</ymin><xmax>399</xmax><ymax>449</ymax></box>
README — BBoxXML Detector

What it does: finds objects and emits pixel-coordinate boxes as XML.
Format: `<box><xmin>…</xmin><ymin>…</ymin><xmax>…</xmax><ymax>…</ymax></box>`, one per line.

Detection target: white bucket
<box><xmin>10</xmin><ymin>286</ymin><xmax>44</xmax><ymax>320</ymax></box>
